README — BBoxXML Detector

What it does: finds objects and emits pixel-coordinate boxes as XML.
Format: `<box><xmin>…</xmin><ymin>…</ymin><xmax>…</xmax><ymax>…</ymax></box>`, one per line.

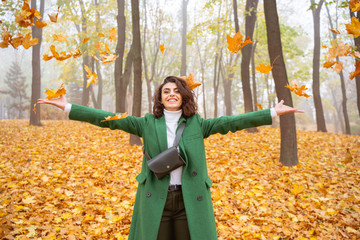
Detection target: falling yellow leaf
<box><xmin>180</xmin><ymin>72</ymin><xmax>201</xmax><ymax>90</ymax></box>
<box><xmin>22</xmin><ymin>33</ymin><xmax>38</xmax><ymax>49</ymax></box>
<box><xmin>33</xmin><ymin>103</ymin><xmax>37</xmax><ymax>115</ymax></box>
<box><xmin>48</xmin><ymin>12</ymin><xmax>58</xmax><ymax>23</ymax></box>
<box><xmin>53</xmin><ymin>34</ymin><xmax>68</xmax><ymax>42</ymax></box>
<box><xmin>84</xmin><ymin>65</ymin><xmax>98</xmax><ymax>88</ymax></box>
<box><xmin>109</xmin><ymin>28</ymin><xmax>117</xmax><ymax>42</ymax></box>
<box><xmin>334</xmin><ymin>61</ymin><xmax>343</xmax><ymax>74</ymax></box>
<box><xmin>255</xmin><ymin>64</ymin><xmax>272</xmax><ymax>74</ymax></box>
<box><xmin>35</xmin><ymin>20</ymin><xmax>47</xmax><ymax>28</ymax></box>
<box><xmin>349</xmin><ymin>0</ymin><xmax>360</xmax><ymax>12</ymax></box>
<box><xmin>101</xmin><ymin>113</ymin><xmax>128</xmax><ymax>122</ymax></box>
<box><xmin>97</xmin><ymin>32</ymin><xmax>105</xmax><ymax>37</ymax></box>
<box><xmin>45</xmin><ymin>83</ymin><xmax>66</xmax><ymax>100</ymax></box>
<box><xmin>83</xmin><ymin>37</ymin><xmax>90</xmax><ymax>43</ymax></box>
<box><xmin>101</xmin><ymin>53</ymin><xmax>118</xmax><ymax>63</ymax></box>
<box><xmin>346</xmin><ymin>16</ymin><xmax>360</xmax><ymax>38</ymax></box>
<box><xmin>329</xmin><ymin>28</ymin><xmax>340</xmax><ymax>34</ymax></box>
<box><xmin>285</xmin><ymin>80</ymin><xmax>311</xmax><ymax>98</ymax></box>
<box><xmin>256</xmin><ymin>104</ymin><xmax>263</xmax><ymax>110</ymax></box>
<box><xmin>227</xmin><ymin>31</ymin><xmax>254</xmax><ymax>53</ymax></box>
<box><xmin>160</xmin><ymin>44</ymin><xmax>165</xmax><ymax>54</ymax></box>
<box><xmin>350</xmin><ymin>61</ymin><xmax>360</xmax><ymax>79</ymax></box>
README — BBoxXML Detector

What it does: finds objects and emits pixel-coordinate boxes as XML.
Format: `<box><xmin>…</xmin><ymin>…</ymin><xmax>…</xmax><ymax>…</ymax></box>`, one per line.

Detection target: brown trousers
<box><xmin>157</xmin><ymin>190</ymin><xmax>191</xmax><ymax>240</ymax></box>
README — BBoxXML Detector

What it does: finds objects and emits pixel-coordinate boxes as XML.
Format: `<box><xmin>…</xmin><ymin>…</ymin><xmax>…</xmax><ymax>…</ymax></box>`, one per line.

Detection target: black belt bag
<box><xmin>144</xmin><ymin>122</ymin><xmax>186</xmax><ymax>179</ymax></box>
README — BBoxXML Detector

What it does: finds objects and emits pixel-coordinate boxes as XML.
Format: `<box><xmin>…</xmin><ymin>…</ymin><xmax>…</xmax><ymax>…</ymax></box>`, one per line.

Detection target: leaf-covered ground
<box><xmin>0</xmin><ymin>120</ymin><xmax>359</xmax><ymax>240</ymax></box>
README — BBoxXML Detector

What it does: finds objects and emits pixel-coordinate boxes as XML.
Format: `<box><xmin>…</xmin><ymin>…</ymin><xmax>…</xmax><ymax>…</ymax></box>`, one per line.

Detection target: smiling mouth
<box><xmin>167</xmin><ymin>99</ymin><xmax>177</xmax><ymax>102</ymax></box>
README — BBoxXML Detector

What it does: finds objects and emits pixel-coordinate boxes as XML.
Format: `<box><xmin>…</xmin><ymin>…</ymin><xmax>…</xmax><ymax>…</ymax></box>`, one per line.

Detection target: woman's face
<box><xmin>161</xmin><ymin>82</ymin><xmax>183</xmax><ymax>111</ymax></box>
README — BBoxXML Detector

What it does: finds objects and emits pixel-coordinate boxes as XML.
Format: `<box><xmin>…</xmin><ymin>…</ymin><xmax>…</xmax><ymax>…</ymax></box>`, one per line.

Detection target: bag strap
<box><xmin>143</xmin><ymin>122</ymin><xmax>186</xmax><ymax>160</ymax></box>
<box><xmin>173</xmin><ymin>122</ymin><xmax>186</xmax><ymax>147</ymax></box>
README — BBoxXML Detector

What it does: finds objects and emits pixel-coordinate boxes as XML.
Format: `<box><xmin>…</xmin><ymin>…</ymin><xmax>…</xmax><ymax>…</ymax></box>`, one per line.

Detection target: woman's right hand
<box><xmin>37</xmin><ymin>95</ymin><xmax>68</xmax><ymax>111</ymax></box>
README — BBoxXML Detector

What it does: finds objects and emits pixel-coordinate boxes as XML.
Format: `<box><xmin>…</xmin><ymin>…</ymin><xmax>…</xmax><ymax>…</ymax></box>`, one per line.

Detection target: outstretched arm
<box><xmin>37</xmin><ymin>95</ymin><xmax>68</xmax><ymax>111</ymax></box>
<box><xmin>274</xmin><ymin>100</ymin><xmax>304</xmax><ymax>116</ymax></box>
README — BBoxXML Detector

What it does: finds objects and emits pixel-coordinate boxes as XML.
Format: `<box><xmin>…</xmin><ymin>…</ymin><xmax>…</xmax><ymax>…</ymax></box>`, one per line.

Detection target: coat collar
<box><xmin>155</xmin><ymin>114</ymin><xmax>187</xmax><ymax>152</ymax></box>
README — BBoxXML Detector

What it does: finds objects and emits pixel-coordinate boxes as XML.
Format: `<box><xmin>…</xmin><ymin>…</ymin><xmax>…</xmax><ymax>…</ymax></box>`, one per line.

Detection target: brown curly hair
<box><xmin>153</xmin><ymin>76</ymin><xmax>198</xmax><ymax>118</ymax></box>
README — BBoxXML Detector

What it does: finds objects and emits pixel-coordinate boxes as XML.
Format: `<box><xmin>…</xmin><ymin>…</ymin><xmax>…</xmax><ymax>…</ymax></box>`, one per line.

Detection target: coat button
<box><xmin>146</xmin><ymin>192</ymin><xmax>151</xmax><ymax>197</ymax></box>
<box><xmin>197</xmin><ymin>195</ymin><xmax>203</xmax><ymax>201</ymax></box>
<box><xmin>192</xmin><ymin>171</ymin><xmax>197</xmax><ymax>176</ymax></box>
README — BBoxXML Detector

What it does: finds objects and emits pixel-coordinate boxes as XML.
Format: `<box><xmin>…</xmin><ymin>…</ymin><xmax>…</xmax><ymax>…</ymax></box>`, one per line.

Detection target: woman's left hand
<box><xmin>274</xmin><ymin>100</ymin><xmax>304</xmax><ymax>116</ymax></box>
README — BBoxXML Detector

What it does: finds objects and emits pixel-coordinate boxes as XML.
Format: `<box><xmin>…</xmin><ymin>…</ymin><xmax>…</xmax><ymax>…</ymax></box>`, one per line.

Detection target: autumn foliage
<box><xmin>0</xmin><ymin>120</ymin><xmax>359</xmax><ymax>239</ymax></box>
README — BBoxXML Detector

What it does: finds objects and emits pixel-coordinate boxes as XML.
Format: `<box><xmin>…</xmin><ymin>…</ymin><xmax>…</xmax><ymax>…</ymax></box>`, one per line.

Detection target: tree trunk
<box><xmin>29</xmin><ymin>0</ymin><xmax>45</xmax><ymax>126</ymax></box>
<box><xmin>310</xmin><ymin>0</ymin><xmax>327</xmax><ymax>132</ymax></box>
<box><xmin>350</xmin><ymin>10</ymin><xmax>360</xmax><ymax>117</ymax></box>
<box><xmin>264</xmin><ymin>0</ymin><xmax>298</xmax><ymax>166</ymax></box>
<box><xmin>241</xmin><ymin>0</ymin><xmax>259</xmax><ymax>132</ymax></box>
<box><xmin>325</xmin><ymin>4</ymin><xmax>350</xmax><ymax>134</ymax></box>
<box><xmin>213</xmin><ymin>3</ymin><xmax>222</xmax><ymax>118</ymax></box>
<box><xmin>115</xmin><ymin>0</ymin><xmax>126</xmax><ymax>113</ymax></box>
<box><xmin>130</xmin><ymin>0</ymin><xmax>142</xmax><ymax>146</ymax></box>
<box><xmin>251</xmin><ymin>41</ymin><xmax>258</xmax><ymax>110</ymax></box>
<box><xmin>232</xmin><ymin>0</ymin><xmax>240</xmax><ymax>33</ymax></box>
<box><xmin>78</xmin><ymin>0</ymin><xmax>90</xmax><ymax>106</ymax></box>
<box><xmin>180</xmin><ymin>0</ymin><xmax>189</xmax><ymax>76</ymax></box>
<box><xmin>241</xmin><ymin>0</ymin><xmax>258</xmax><ymax>112</ymax></box>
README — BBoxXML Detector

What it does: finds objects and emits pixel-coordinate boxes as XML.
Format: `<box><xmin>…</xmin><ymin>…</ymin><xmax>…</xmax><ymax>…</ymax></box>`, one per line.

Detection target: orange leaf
<box><xmin>327</xmin><ymin>40</ymin><xmax>351</xmax><ymax>61</ymax></box>
<box><xmin>109</xmin><ymin>28</ymin><xmax>117</xmax><ymax>42</ymax></box>
<box><xmin>83</xmin><ymin>37</ymin><xmax>90</xmax><ymax>44</ymax></box>
<box><xmin>43</xmin><ymin>54</ymin><xmax>53</xmax><ymax>61</ymax></box>
<box><xmin>35</xmin><ymin>20</ymin><xmax>47</xmax><ymax>28</ymax></box>
<box><xmin>70</xmin><ymin>49</ymin><xmax>81</xmax><ymax>58</ymax></box>
<box><xmin>159</xmin><ymin>44</ymin><xmax>165</xmax><ymax>54</ymax></box>
<box><xmin>45</xmin><ymin>83</ymin><xmax>66</xmax><ymax>100</ymax></box>
<box><xmin>101</xmin><ymin>53</ymin><xmax>118</xmax><ymax>63</ymax></box>
<box><xmin>346</xmin><ymin>17</ymin><xmax>360</xmax><ymax>38</ymax></box>
<box><xmin>0</xmin><ymin>27</ymin><xmax>11</xmax><ymax>48</ymax></box>
<box><xmin>33</xmin><ymin>103</ymin><xmax>37</xmax><ymax>115</ymax></box>
<box><xmin>350</xmin><ymin>61</ymin><xmax>360</xmax><ymax>79</ymax></box>
<box><xmin>351</xmin><ymin>51</ymin><xmax>360</xmax><ymax>58</ymax></box>
<box><xmin>334</xmin><ymin>61</ymin><xmax>343</xmax><ymax>74</ymax></box>
<box><xmin>322</xmin><ymin>45</ymin><xmax>327</xmax><ymax>48</ymax></box>
<box><xmin>48</xmin><ymin>12</ymin><xmax>58</xmax><ymax>23</ymax></box>
<box><xmin>180</xmin><ymin>72</ymin><xmax>201</xmax><ymax>90</ymax></box>
<box><xmin>323</xmin><ymin>60</ymin><xmax>337</xmax><ymax>68</ymax></box>
<box><xmin>255</xmin><ymin>64</ymin><xmax>272</xmax><ymax>74</ymax></box>
<box><xmin>92</xmin><ymin>55</ymin><xmax>100</xmax><ymax>61</ymax></box>
<box><xmin>97</xmin><ymin>32</ymin><xmax>105</xmax><ymax>37</ymax></box>
<box><xmin>329</xmin><ymin>28</ymin><xmax>340</xmax><ymax>34</ymax></box>
<box><xmin>256</xmin><ymin>104</ymin><xmax>263</xmax><ymax>110</ymax></box>
<box><xmin>227</xmin><ymin>32</ymin><xmax>254</xmax><ymax>53</ymax></box>
<box><xmin>99</xmin><ymin>43</ymin><xmax>111</xmax><ymax>55</ymax></box>
<box><xmin>349</xmin><ymin>0</ymin><xmax>360</xmax><ymax>12</ymax></box>
<box><xmin>95</xmin><ymin>41</ymin><xmax>102</xmax><ymax>50</ymax></box>
<box><xmin>22</xmin><ymin>33</ymin><xmax>38</xmax><ymax>49</ymax></box>
<box><xmin>10</xmin><ymin>34</ymin><xmax>23</xmax><ymax>49</ymax></box>
<box><xmin>101</xmin><ymin>113</ymin><xmax>128</xmax><ymax>122</ymax></box>
<box><xmin>285</xmin><ymin>80</ymin><xmax>311</xmax><ymax>98</ymax></box>
<box><xmin>15</xmin><ymin>2</ymin><xmax>36</xmax><ymax>27</ymax></box>
<box><xmin>84</xmin><ymin>65</ymin><xmax>98</xmax><ymax>88</ymax></box>
<box><xmin>53</xmin><ymin>34</ymin><xmax>68</xmax><ymax>42</ymax></box>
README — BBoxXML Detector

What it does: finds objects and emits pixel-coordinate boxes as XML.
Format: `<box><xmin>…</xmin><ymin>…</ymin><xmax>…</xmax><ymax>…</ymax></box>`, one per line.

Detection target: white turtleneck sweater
<box><xmin>163</xmin><ymin>109</ymin><xmax>183</xmax><ymax>185</ymax></box>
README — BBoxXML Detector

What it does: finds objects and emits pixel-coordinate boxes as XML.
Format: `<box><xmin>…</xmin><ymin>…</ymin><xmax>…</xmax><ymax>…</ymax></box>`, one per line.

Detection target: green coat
<box><xmin>69</xmin><ymin>104</ymin><xmax>272</xmax><ymax>240</ymax></box>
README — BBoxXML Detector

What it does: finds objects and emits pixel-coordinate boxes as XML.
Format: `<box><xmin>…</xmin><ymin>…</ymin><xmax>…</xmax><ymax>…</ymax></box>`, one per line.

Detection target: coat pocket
<box><xmin>205</xmin><ymin>177</ymin><xmax>213</xmax><ymax>188</ymax></box>
<box><xmin>136</xmin><ymin>172</ymin><xmax>147</xmax><ymax>184</ymax></box>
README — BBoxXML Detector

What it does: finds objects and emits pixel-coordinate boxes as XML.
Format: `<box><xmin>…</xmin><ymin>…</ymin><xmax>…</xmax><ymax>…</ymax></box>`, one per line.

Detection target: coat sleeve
<box><xmin>68</xmin><ymin>104</ymin><xmax>145</xmax><ymax>137</ymax></box>
<box><xmin>200</xmin><ymin>109</ymin><xmax>272</xmax><ymax>138</ymax></box>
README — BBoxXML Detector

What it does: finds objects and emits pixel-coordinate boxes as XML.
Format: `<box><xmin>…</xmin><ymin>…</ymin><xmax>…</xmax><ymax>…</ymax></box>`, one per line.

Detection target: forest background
<box><xmin>0</xmin><ymin>0</ymin><xmax>359</xmax><ymax>135</ymax></box>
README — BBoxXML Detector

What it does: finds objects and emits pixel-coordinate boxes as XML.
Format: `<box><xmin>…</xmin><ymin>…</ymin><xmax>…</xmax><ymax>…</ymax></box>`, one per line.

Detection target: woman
<box><xmin>37</xmin><ymin>76</ymin><xmax>303</xmax><ymax>240</ymax></box>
